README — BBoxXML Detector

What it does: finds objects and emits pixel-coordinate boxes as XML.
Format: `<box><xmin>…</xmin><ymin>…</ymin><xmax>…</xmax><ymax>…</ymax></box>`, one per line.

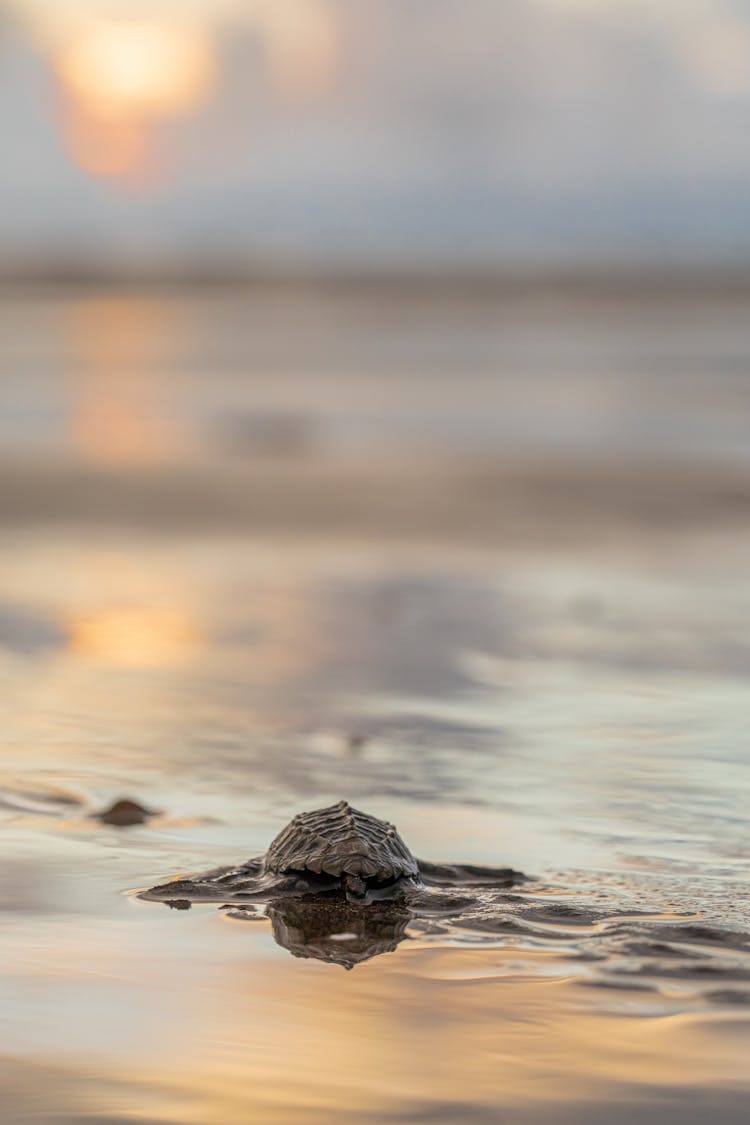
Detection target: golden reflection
<box><xmin>4</xmin><ymin>924</ymin><xmax>750</xmax><ymax>1124</ymax></box>
<box><xmin>68</xmin><ymin>605</ymin><xmax>198</xmax><ymax>667</ymax></box>
<box><xmin>60</xmin><ymin>550</ymin><xmax>200</xmax><ymax>668</ymax></box>
<box><xmin>115</xmin><ymin>955</ymin><xmax>750</xmax><ymax>1122</ymax></box>
<box><xmin>66</xmin><ymin>298</ymin><xmax>183</xmax><ymax>466</ymax></box>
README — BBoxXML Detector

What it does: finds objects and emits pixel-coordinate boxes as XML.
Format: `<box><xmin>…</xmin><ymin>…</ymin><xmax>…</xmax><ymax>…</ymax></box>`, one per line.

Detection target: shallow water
<box><xmin>1</xmin><ymin>287</ymin><xmax>750</xmax><ymax>1123</ymax></box>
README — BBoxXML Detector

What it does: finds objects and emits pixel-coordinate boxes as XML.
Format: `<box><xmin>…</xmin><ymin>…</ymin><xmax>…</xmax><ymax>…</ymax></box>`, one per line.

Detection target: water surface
<box><xmin>1</xmin><ymin>286</ymin><xmax>749</xmax><ymax>1123</ymax></box>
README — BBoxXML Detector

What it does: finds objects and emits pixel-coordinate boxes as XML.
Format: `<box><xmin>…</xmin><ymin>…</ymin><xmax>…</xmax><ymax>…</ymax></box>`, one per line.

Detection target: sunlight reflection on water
<box><xmin>1</xmin><ymin>290</ymin><xmax>749</xmax><ymax>1123</ymax></box>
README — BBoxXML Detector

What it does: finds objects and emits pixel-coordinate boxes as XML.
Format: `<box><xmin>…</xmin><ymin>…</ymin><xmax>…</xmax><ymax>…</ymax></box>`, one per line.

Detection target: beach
<box><xmin>1</xmin><ymin>282</ymin><xmax>750</xmax><ymax>1123</ymax></box>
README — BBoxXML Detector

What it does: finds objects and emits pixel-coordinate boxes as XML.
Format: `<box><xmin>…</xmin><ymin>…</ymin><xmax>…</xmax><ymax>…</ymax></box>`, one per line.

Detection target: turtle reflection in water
<box><xmin>235</xmin><ymin>899</ymin><xmax>412</xmax><ymax>969</ymax></box>
<box><xmin>140</xmin><ymin>801</ymin><xmax>526</xmax><ymax>967</ymax></box>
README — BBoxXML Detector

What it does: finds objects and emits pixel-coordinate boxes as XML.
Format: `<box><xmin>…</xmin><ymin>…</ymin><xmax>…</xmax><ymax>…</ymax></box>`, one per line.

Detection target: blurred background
<box><xmin>0</xmin><ymin>0</ymin><xmax>748</xmax><ymax>749</ymax></box>
<box><xmin>2</xmin><ymin>0</ymin><xmax>750</xmax><ymax>275</ymax></box>
<box><xmin>1</xmin><ymin>0</ymin><xmax>749</xmax><ymax>499</ymax></box>
<box><xmin>2</xmin><ymin>7</ymin><xmax>750</xmax><ymax>1121</ymax></box>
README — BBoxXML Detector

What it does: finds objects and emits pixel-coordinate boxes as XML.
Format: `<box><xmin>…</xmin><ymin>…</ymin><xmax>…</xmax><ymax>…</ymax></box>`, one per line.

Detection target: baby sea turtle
<box><xmin>142</xmin><ymin>800</ymin><xmax>523</xmax><ymax>905</ymax></box>
<box><xmin>265</xmin><ymin>800</ymin><xmax>420</xmax><ymax>901</ymax></box>
<box><xmin>140</xmin><ymin>801</ymin><xmax>527</xmax><ymax>964</ymax></box>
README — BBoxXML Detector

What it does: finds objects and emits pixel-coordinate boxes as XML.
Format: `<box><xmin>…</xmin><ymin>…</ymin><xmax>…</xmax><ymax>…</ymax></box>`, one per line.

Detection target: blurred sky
<box><xmin>2</xmin><ymin>0</ymin><xmax>750</xmax><ymax>274</ymax></box>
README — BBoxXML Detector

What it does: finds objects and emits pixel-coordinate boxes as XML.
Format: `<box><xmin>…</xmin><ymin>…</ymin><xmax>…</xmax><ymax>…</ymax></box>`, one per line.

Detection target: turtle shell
<box><xmin>264</xmin><ymin>800</ymin><xmax>419</xmax><ymax>881</ymax></box>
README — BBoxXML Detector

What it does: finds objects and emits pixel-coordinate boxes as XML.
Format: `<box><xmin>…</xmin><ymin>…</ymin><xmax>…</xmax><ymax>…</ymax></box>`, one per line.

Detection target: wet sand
<box><xmin>0</xmin><ymin>454</ymin><xmax>747</xmax><ymax>544</ymax></box>
<box><xmin>1</xmin><ymin>286</ymin><xmax>749</xmax><ymax>1123</ymax></box>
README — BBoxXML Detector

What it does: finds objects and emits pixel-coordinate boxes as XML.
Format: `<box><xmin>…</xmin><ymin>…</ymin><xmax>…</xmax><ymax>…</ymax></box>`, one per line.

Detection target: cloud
<box><xmin>1</xmin><ymin>0</ymin><xmax>750</xmax><ymax>270</ymax></box>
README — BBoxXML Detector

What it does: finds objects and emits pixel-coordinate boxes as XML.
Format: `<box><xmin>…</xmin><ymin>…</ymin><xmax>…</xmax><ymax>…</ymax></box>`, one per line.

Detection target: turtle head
<box><xmin>343</xmin><ymin>872</ymin><xmax>368</xmax><ymax>902</ymax></box>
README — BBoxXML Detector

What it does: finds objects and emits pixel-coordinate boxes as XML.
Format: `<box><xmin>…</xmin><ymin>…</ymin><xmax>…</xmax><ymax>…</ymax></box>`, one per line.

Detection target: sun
<box><xmin>52</xmin><ymin>21</ymin><xmax>217</xmax><ymax>184</ymax></box>
<box><xmin>57</xmin><ymin>21</ymin><xmax>216</xmax><ymax>116</ymax></box>
<box><xmin>11</xmin><ymin>1</ymin><xmax>340</xmax><ymax>185</ymax></box>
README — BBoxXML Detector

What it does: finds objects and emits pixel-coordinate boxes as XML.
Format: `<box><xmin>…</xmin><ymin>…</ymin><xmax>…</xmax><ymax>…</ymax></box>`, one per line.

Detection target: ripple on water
<box><xmin>134</xmin><ymin>854</ymin><xmax>750</xmax><ymax>1005</ymax></box>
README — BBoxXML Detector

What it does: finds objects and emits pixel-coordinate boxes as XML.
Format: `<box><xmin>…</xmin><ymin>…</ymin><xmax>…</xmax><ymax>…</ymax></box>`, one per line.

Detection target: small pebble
<box><xmin>96</xmin><ymin>798</ymin><xmax>156</xmax><ymax>827</ymax></box>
